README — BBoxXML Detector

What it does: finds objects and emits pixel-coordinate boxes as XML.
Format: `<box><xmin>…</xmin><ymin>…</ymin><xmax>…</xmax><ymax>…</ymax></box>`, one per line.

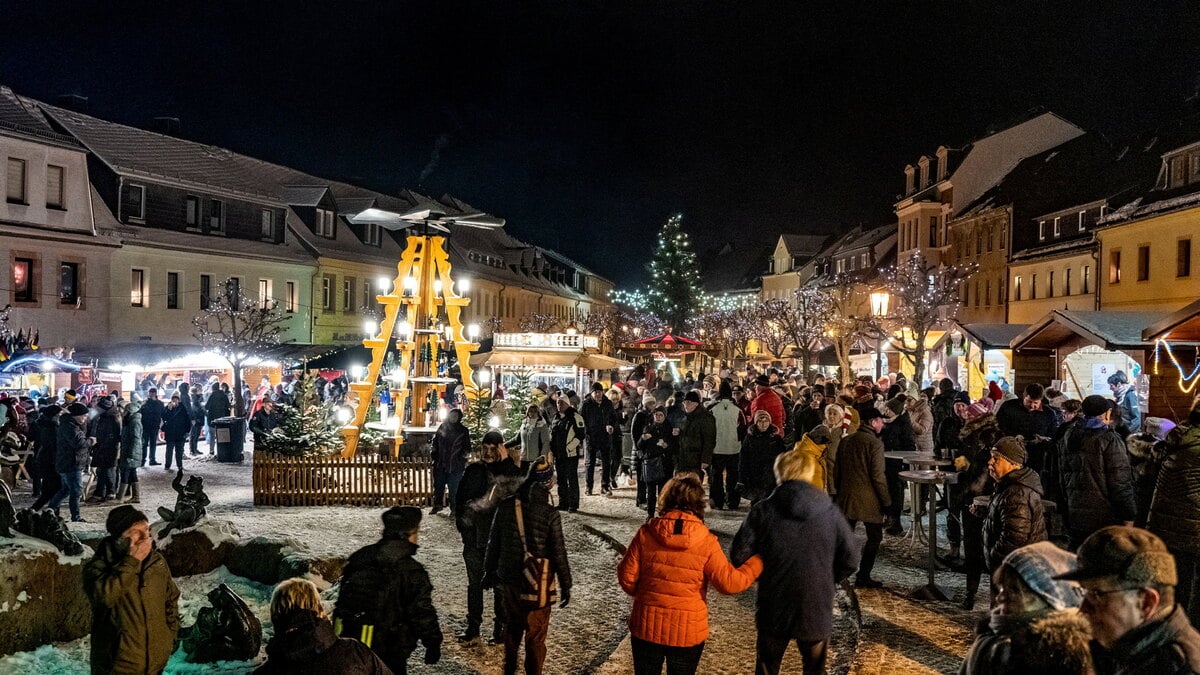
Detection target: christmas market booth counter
<box><xmin>471</xmin><ymin>332</ymin><xmax>633</xmax><ymax>393</ymax></box>
<box><xmin>0</xmin><ymin>348</ymin><xmax>81</xmax><ymax>399</ymax></box>
<box><xmin>1008</xmin><ymin>300</ymin><xmax>1200</xmax><ymax>420</ymax></box>
<box><xmin>933</xmin><ymin>322</ymin><xmax>1029</xmax><ymax>400</ymax></box>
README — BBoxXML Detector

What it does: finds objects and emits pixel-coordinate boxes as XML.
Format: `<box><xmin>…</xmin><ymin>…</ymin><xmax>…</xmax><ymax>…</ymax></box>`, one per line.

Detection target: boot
<box><xmin>130</xmin><ymin>484</ymin><xmax>141</xmax><ymax>504</ymax></box>
<box><xmin>117</xmin><ymin>484</ymin><xmax>131</xmax><ymax>503</ymax></box>
<box><xmin>961</xmin><ymin>574</ymin><xmax>979</xmax><ymax>610</ymax></box>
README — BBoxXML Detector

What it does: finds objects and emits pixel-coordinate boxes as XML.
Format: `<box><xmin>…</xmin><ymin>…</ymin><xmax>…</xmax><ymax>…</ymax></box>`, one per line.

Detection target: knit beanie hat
<box><xmin>382</xmin><ymin>506</ymin><xmax>423</xmax><ymax>538</ymax></box>
<box><xmin>66</xmin><ymin>402</ymin><xmax>88</xmax><ymax>417</ymax></box>
<box><xmin>885</xmin><ymin>394</ymin><xmax>907</xmax><ymax>416</ymax></box>
<box><xmin>527</xmin><ymin>455</ymin><xmax>555</xmax><ymax>486</ymax></box>
<box><xmin>591</xmin><ymin>382</ymin><xmax>605</xmax><ymax>392</ymax></box>
<box><xmin>1082</xmin><ymin>394</ymin><xmax>1110</xmax><ymax>418</ymax></box>
<box><xmin>106</xmin><ymin>505</ymin><xmax>148</xmax><ymax>537</ymax></box>
<box><xmin>96</xmin><ymin>396</ymin><xmax>115</xmax><ymax>411</ymax></box>
<box><xmin>684</xmin><ymin>391</ymin><xmax>702</xmax><ymax>403</ymax></box>
<box><xmin>1002</xmin><ymin>541</ymin><xmax>1082</xmax><ymax>611</ymax></box>
<box><xmin>991</xmin><ymin>436</ymin><xmax>1027</xmax><ymax>465</ymax></box>
<box><xmin>964</xmin><ymin>402</ymin><xmax>989</xmax><ymax>421</ymax></box>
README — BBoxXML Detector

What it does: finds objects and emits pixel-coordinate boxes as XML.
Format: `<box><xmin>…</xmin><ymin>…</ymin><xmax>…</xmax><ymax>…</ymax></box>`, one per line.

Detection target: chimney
<box><xmin>151</xmin><ymin>117</ymin><xmax>181</xmax><ymax>135</ymax></box>
<box><xmin>55</xmin><ymin>94</ymin><xmax>88</xmax><ymax>111</ymax></box>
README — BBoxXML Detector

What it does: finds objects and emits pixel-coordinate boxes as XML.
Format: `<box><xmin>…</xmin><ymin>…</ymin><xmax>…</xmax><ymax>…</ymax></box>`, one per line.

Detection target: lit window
<box><xmin>1082</xmin><ymin>266</ymin><xmax>1091</xmax><ymax>294</ymax></box>
<box><xmin>259</xmin><ymin>279</ymin><xmax>272</xmax><ymax>309</ymax></box>
<box><xmin>13</xmin><ymin>257</ymin><xmax>34</xmax><ymax>303</ymax></box>
<box><xmin>1110</xmin><ymin>251</ymin><xmax>1121</xmax><ymax>284</ymax></box>
<box><xmin>286</xmin><ymin>281</ymin><xmax>297</xmax><ymax>313</ymax></box>
<box><xmin>131</xmin><ymin>269</ymin><xmax>146</xmax><ymax>307</ymax></box>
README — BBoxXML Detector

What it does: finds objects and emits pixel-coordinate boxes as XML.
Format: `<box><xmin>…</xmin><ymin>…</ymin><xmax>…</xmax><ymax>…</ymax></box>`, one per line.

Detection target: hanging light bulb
<box><xmin>468</xmin><ymin>323</ymin><xmax>480</xmax><ymax>340</ymax></box>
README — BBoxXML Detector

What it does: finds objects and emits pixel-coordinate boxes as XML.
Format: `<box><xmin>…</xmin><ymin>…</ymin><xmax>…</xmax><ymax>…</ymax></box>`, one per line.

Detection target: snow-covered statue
<box><xmin>182</xmin><ymin>583</ymin><xmax>262</xmax><ymax>663</ymax></box>
<box><xmin>157</xmin><ymin>470</ymin><xmax>210</xmax><ymax>536</ymax></box>
<box><xmin>14</xmin><ymin>507</ymin><xmax>84</xmax><ymax>556</ymax></box>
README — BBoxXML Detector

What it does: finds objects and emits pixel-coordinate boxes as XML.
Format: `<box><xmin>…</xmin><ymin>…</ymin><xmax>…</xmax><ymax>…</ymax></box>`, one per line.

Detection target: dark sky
<box><xmin>3</xmin><ymin>2</ymin><xmax>1199</xmax><ymax>286</ymax></box>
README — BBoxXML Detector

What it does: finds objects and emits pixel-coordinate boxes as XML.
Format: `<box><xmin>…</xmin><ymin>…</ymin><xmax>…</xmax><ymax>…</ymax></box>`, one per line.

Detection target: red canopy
<box><xmin>628</xmin><ymin>333</ymin><xmax>703</xmax><ymax>347</ymax></box>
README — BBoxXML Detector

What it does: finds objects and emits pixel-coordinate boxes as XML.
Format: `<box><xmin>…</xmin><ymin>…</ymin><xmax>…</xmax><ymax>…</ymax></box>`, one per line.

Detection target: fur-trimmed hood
<box><xmin>960</xmin><ymin>412</ymin><xmax>999</xmax><ymax>441</ymax></box>
<box><xmin>962</xmin><ymin>609</ymin><xmax>1093</xmax><ymax>675</ymax></box>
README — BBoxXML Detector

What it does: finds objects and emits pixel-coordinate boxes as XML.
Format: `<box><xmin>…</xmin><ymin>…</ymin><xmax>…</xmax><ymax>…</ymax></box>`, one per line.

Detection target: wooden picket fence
<box><xmin>252</xmin><ymin>452</ymin><xmax>433</xmax><ymax>507</ymax></box>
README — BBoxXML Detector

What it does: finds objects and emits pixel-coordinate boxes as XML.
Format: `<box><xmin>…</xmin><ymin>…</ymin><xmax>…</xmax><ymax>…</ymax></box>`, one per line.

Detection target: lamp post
<box><xmin>870</xmin><ymin>290</ymin><xmax>890</xmax><ymax>380</ymax></box>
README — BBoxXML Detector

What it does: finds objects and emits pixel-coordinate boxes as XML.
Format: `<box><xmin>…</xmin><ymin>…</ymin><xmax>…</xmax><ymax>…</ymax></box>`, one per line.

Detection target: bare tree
<box><xmin>582</xmin><ymin>309</ymin><xmax>622</xmax><ymax>353</ymax></box>
<box><xmin>753</xmin><ymin>299</ymin><xmax>794</xmax><ymax>360</ymax></box>
<box><xmin>822</xmin><ymin>275</ymin><xmax>881</xmax><ymax>381</ymax></box>
<box><xmin>517</xmin><ymin>312</ymin><xmax>560</xmax><ymax>333</ymax></box>
<box><xmin>193</xmin><ymin>278</ymin><xmax>291</xmax><ymax>417</ymax></box>
<box><xmin>881</xmin><ymin>251</ymin><xmax>973</xmax><ymax>386</ymax></box>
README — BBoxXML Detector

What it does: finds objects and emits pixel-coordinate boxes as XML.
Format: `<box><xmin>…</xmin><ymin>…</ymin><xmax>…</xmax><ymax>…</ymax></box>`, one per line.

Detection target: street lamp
<box><xmin>869</xmin><ymin>291</ymin><xmax>891</xmax><ymax>380</ymax></box>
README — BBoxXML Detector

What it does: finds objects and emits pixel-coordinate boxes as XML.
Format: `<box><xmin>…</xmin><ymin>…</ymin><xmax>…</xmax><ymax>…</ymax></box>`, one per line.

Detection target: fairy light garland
<box><xmin>1153</xmin><ymin>338</ymin><xmax>1200</xmax><ymax>394</ymax></box>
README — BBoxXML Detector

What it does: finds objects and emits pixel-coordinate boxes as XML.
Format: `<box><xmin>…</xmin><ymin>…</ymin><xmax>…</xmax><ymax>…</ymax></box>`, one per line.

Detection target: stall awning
<box><xmin>1143</xmin><ymin>298</ymin><xmax>1200</xmax><ymax>344</ymax></box>
<box><xmin>286</xmin><ymin>344</ymin><xmax>403</xmax><ymax>371</ymax></box>
<box><xmin>470</xmin><ymin>350</ymin><xmax>632</xmax><ymax>370</ymax></box>
<box><xmin>1011</xmin><ymin>310</ymin><xmax>1165</xmax><ymax>352</ymax></box>
<box><xmin>76</xmin><ymin>343</ymin><xmax>335</xmax><ymax>369</ymax></box>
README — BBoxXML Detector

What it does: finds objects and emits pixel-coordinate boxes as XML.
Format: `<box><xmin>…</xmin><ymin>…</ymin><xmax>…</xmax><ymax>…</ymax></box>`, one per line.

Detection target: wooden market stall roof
<box><xmin>949</xmin><ymin>322</ymin><xmax>1031</xmax><ymax>351</ymax></box>
<box><xmin>1009</xmin><ymin>310</ymin><xmax>1164</xmax><ymax>351</ymax></box>
<box><xmin>1143</xmin><ymin>298</ymin><xmax>1200</xmax><ymax>344</ymax></box>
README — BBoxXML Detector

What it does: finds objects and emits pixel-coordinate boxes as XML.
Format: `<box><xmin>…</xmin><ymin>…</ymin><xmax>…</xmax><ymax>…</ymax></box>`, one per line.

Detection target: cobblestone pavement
<box><xmin>19</xmin><ymin>454</ymin><xmax>980</xmax><ymax>673</ymax></box>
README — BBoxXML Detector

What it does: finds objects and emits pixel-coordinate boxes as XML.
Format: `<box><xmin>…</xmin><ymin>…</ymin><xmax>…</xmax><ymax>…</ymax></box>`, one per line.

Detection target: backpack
<box><xmin>514</xmin><ymin>499</ymin><xmax>557</xmax><ymax>609</ymax></box>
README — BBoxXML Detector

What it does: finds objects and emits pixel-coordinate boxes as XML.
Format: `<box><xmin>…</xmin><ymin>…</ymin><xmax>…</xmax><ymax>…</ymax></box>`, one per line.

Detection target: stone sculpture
<box><xmin>157</xmin><ymin>470</ymin><xmax>210</xmax><ymax>537</ymax></box>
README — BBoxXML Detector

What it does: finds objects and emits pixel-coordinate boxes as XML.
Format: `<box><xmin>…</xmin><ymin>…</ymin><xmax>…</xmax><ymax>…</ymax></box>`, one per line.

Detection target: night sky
<box><xmin>3</xmin><ymin>2</ymin><xmax>1199</xmax><ymax>286</ymax></box>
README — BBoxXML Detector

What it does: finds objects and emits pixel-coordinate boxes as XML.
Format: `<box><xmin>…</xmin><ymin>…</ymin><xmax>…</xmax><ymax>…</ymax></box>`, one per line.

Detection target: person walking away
<box><xmin>581</xmin><ymin>383</ymin><xmax>616</xmax><ymax>496</ymax></box>
<box><xmin>189</xmin><ymin>388</ymin><xmax>205</xmax><ymax>456</ymax></box>
<box><xmin>507</xmin><ymin>404</ymin><xmax>550</xmax><ymax>471</ymax></box>
<box><xmin>87</xmin><ymin>396</ymin><xmax>122</xmax><ymax>503</ymax></box>
<box><xmin>707</xmin><ymin>382</ymin><xmax>743</xmax><ymax>510</ymax></box>
<box><xmin>959</xmin><ymin>541</ymin><xmax>1091</xmax><ymax>675</ymax></box>
<box><xmin>161</xmin><ymin>394</ymin><xmax>190</xmax><ymax>472</ymax></box>
<box><xmin>731</xmin><ymin>451</ymin><xmax>859</xmax><ymax>675</ymax></box>
<box><xmin>631</xmin><ymin>395</ymin><xmax>658</xmax><ymax>509</ymax></box>
<box><xmin>738</xmin><ymin>411</ymin><xmax>786</xmax><ymax>505</ymax></box>
<box><xmin>83</xmin><ymin>505</ymin><xmax>180</xmax><ymax>675</ymax></box>
<box><xmin>1107</xmin><ymin>370</ymin><xmax>1143</xmax><ymax>436</ymax></box>
<box><xmin>455</xmin><ymin>431</ymin><xmax>522</xmax><ymax>646</ymax></box>
<box><xmin>29</xmin><ymin>404</ymin><xmax>61</xmax><ymax>511</ymax></box>
<box><xmin>49</xmin><ymin>402</ymin><xmax>94</xmax><ymax>522</ymax></box>
<box><xmin>550</xmin><ymin>397</ymin><xmax>586</xmax><ymax>512</ymax></box>
<box><xmin>429</xmin><ymin>408</ymin><xmax>470</xmax><ymax>515</ymax></box>
<box><xmin>676</xmin><ymin>391</ymin><xmax>715</xmax><ymax>478</ymax></box>
<box><xmin>982</xmin><ymin>437</ymin><xmax>1048</xmax><ymax>589</ymax></box>
<box><xmin>1147</xmin><ymin>397</ymin><xmax>1200</xmax><ymax>628</ymax></box>
<box><xmin>336</xmin><ymin>507</ymin><xmax>442</xmax><ymax>673</ymax></box>
<box><xmin>1059</xmin><ymin>395</ymin><xmax>1137</xmax><ymax>550</ymax></box>
<box><xmin>483</xmin><ymin>460</ymin><xmax>572</xmax><ymax>675</ymax></box>
<box><xmin>140</xmin><ymin>388</ymin><xmax>165</xmax><ymax>466</ymax></box>
<box><xmin>117</xmin><ymin>397</ymin><xmax>144</xmax><ymax>504</ymax></box>
<box><xmin>1055</xmin><ymin>525</ymin><xmax>1200</xmax><ymax>675</ymax></box>
<box><xmin>931</xmin><ymin>378</ymin><xmax>959</xmax><ymax>455</ymax></box>
<box><xmin>617</xmin><ymin>474</ymin><xmax>762</xmax><ymax>675</ymax></box>
<box><xmin>880</xmin><ymin>393</ymin><xmax>914</xmax><ymax>536</ymax></box>
<box><xmin>953</xmin><ymin>402</ymin><xmax>1000</xmax><ymax>609</ymax></box>
<box><xmin>257</xmin><ymin>577</ymin><xmax>392</xmax><ymax>674</ymax></box>
<box><xmin>909</xmin><ymin>388</ymin><xmax>936</xmax><ymax>455</ymax></box>
<box><xmin>750</xmin><ymin>375</ymin><xmax>785</xmax><ymax>437</ymax></box>
<box><xmin>1128</xmin><ymin>417</ymin><xmax>1174</xmax><ymax>527</ymax></box>
<box><xmin>636</xmin><ymin>407</ymin><xmax>677</xmax><ymax>519</ymax></box>
<box><xmin>204</xmin><ymin>382</ymin><xmax>230</xmax><ymax>455</ymax></box>
<box><xmin>835</xmin><ymin>407</ymin><xmax>891</xmax><ymax>589</ymax></box>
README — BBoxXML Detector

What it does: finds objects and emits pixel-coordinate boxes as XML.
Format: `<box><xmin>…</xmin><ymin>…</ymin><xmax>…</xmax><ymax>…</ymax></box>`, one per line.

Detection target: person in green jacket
<box><xmin>83</xmin><ymin>505</ymin><xmax>180</xmax><ymax>674</ymax></box>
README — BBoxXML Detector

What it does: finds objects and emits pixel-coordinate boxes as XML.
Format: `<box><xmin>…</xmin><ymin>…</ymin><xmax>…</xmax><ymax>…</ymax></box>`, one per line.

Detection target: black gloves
<box><xmin>559</xmin><ymin>588</ymin><xmax>571</xmax><ymax>609</ymax></box>
<box><xmin>424</xmin><ymin>643</ymin><xmax>441</xmax><ymax>665</ymax></box>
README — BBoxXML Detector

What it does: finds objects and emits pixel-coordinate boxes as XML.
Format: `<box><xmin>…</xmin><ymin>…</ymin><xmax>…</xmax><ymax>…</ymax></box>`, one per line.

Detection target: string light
<box><xmin>1154</xmin><ymin>338</ymin><xmax>1200</xmax><ymax>394</ymax></box>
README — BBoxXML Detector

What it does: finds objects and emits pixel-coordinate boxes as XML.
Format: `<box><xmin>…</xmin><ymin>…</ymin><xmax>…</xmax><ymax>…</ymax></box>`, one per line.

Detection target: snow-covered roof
<box><xmin>1012</xmin><ymin>310</ymin><xmax>1166</xmax><ymax>351</ymax></box>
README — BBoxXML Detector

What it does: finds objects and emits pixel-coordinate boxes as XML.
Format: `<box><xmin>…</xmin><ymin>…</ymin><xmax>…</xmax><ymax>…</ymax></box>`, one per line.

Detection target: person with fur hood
<box><xmin>1126</xmin><ymin>417</ymin><xmax>1175</xmax><ymax>527</ymax></box>
<box><xmin>1148</xmin><ymin>398</ymin><xmax>1200</xmax><ymax>628</ymax></box>
<box><xmin>959</xmin><ymin>541</ymin><xmax>1092</xmax><ymax>675</ymax></box>
<box><xmin>954</xmin><ymin>402</ymin><xmax>1002</xmax><ymax>609</ymax></box>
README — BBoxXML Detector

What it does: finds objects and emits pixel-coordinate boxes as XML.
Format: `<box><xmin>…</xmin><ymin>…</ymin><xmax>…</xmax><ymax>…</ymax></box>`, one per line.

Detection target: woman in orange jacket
<box><xmin>617</xmin><ymin>472</ymin><xmax>764</xmax><ymax>675</ymax></box>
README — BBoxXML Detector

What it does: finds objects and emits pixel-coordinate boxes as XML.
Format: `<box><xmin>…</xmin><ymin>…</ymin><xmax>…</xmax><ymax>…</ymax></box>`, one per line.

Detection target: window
<box><xmin>1038</xmin><ymin>221</ymin><xmax>1046</xmax><ymax>241</ymax></box>
<box><xmin>1000</xmin><ymin>225</ymin><xmax>1007</xmax><ymax>250</ymax></box>
<box><xmin>226</xmin><ymin>277</ymin><xmax>241</xmax><ymax>310</ymax></box>
<box><xmin>1110</xmin><ymin>251</ymin><xmax>1122</xmax><ymax>284</ymax></box>
<box><xmin>166</xmin><ymin>272</ymin><xmax>179</xmax><ymax>309</ymax></box>
<box><xmin>974</xmin><ymin>281</ymin><xmax>980</xmax><ymax>307</ymax></box>
<box><xmin>986</xmin><ymin>228</ymin><xmax>993</xmax><ymax>252</ymax></box>
<box><xmin>60</xmin><ymin>261</ymin><xmax>79</xmax><ymax>305</ymax></box>
<box><xmin>185</xmin><ymin>196</ymin><xmax>200</xmax><ymax>227</ymax></box>
<box><xmin>985</xmin><ymin>279</ymin><xmax>991</xmax><ymax>306</ymax></box>
<box><xmin>316</xmin><ymin>208</ymin><xmax>335</xmax><ymax>237</ymax></box>
<box><xmin>130</xmin><ymin>269</ymin><xmax>146</xmax><ymax>307</ymax></box>
<box><xmin>362</xmin><ymin>280</ymin><xmax>372</xmax><ymax>313</ymax></box>
<box><xmin>1053</xmin><ymin>217</ymin><xmax>1061</xmax><ymax>237</ymax></box>
<box><xmin>1082</xmin><ymin>265</ymin><xmax>1091</xmax><ymax>294</ymax></box>
<box><xmin>1170</xmin><ymin>155</ymin><xmax>1186</xmax><ymax>188</ymax></box>
<box><xmin>1031</xmin><ymin>273</ymin><xmax>1038</xmax><ymax>300</ymax></box>
<box><xmin>998</xmin><ymin>277</ymin><xmax>1006</xmax><ymax>304</ymax></box>
<box><xmin>6</xmin><ymin>158</ymin><xmax>27</xmax><ymax>203</ymax></box>
<box><xmin>321</xmin><ymin>276</ymin><xmax>333</xmax><ymax>311</ymax></box>
<box><xmin>861</xmin><ymin>253</ymin><xmax>868</xmax><ymax>268</ymax></box>
<box><xmin>261</xmin><ymin>209</ymin><xmax>275</xmax><ymax>240</ymax></box>
<box><xmin>124</xmin><ymin>184</ymin><xmax>145</xmax><ymax>220</ymax></box>
<box><xmin>200</xmin><ymin>274</ymin><xmax>212</xmax><ymax>310</ymax></box>
<box><xmin>1065</xmin><ymin>268</ymin><xmax>1072</xmax><ymax>296</ymax></box>
<box><xmin>836</xmin><ymin>258</ymin><xmax>845</xmax><ymax>274</ymax></box>
<box><xmin>364</xmin><ymin>222</ymin><xmax>382</xmax><ymax>246</ymax></box>
<box><xmin>208</xmin><ymin>199</ymin><xmax>225</xmax><ymax>232</ymax></box>
<box><xmin>976</xmin><ymin>230</ymin><xmax>982</xmax><ymax>255</ymax></box>
<box><xmin>343</xmin><ymin>277</ymin><xmax>356</xmax><ymax>312</ymax></box>
<box><xmin>1078</xmin><ymin>210</ymin><xmax>1087</xmax><ymax>232</ymax></box>
<box><xmin>1137</xmin><ymin>245</ymin><xmax>1150</xmax><ymax>281</ymax></box>
<box><xmin>1048</xmin><ymin>271</ymin><xmax>1055</xmax><ymax>298</ymax></box>
<box><xmin>46</xmin><ymin>165</ymin><xmax>64</xmax><ymax>208</ymax></box>
<box><xmin>1178</xmin><ymin>239</ymin><xmax>1192</xmax><ymax>278</ymax></box>
<box><xmin>285</xmin><ymin>281</ymin><xmax>297</xmax><ymax>313</ymax></box>
<box><xmin>929</xmin><ymin>216</ymin><xmax>938</xmax><ymax>247</ymax></box>
<box><xmin>1192</xmin><ymin>154</ymin><xmax>1200</xmax><ymax>183</ymax></box>
<box><xmin>258</xmin><ymin>279</ymin><xmax>272</xmax><ymax>309</ymax></box>
<box><xmin>12</xmin><ymin>257</ymin><xmax>34</xmax><ymax>303</ymax></box>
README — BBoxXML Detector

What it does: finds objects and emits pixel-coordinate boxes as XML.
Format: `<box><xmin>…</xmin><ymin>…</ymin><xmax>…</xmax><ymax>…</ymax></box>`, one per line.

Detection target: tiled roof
<box><xmin>0</xmin><ymin>87</ymin><xmax>82</xmax><ymax>147</ymax></box>
<box><xmin>779</xmin><ymin>234</ymin><xmax>830</xmax><ymax>257</ymax></box>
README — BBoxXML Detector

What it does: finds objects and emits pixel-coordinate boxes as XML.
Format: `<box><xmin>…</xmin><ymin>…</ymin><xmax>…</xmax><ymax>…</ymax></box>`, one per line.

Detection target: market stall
<box><xmin>470</xmin><ymin>332</ymin><xmax>632</xmax><ymax>394</ymax></box>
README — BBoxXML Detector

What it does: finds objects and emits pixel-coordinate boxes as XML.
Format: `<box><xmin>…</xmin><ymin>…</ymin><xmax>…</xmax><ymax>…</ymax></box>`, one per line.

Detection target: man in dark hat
<box><xmin>677</xmin><ymin>390</ymin><xmax>716</xmax><ymax>476</ymax></box>
<box><xmin>1057</xmin><ymin>525</ymin><xmax>1200</xmax><ymax>674</ymax></box>
<box><xmin>983</xmin><ymin>437</ymin><xmax>1047</xmax><ymax>577</ymax></box>
<box><xmin>83</xmin><ymin>505</ymin><xmax>180</xmax><ymax>674</ymax></box>
<box><xmin>48</xmin><ymin>402</ymin><xmax>94</xmax><ymax>522</ymax></box>
<box><xmin>1059</xmin><ymin>395</ymin><xmax>1137</xmax><ymax>550</ymax></box>
<box><xmin>580</xmin><ymin>382</ymin><xmax>617</xmax><ymax>496</ymax></box>
<box><xmin>336</xmin><ymin>506</ymin><xmax>442</xmax><ymax>673</ymax></box>
<box><xmin>835</xmin><ymin>406</ymin><xmax>891</xmax><ymax>588</ymax></box>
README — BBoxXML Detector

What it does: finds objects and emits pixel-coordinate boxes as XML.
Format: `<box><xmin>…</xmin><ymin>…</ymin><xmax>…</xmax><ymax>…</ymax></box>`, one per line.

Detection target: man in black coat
<box><xmin>87</xmin><ymin>396</ymin><xmax>122</xmax><ymax>502</ymax></box>
<box><xmin>48</xmin><ymin>402</ymin><xmax>94</xmax><ymax>522</ymax></box>
<box><xmin>430</xmin><ymin>409</ymin><xmax>470</xmax><ymax>514</ymax></box>
<box><xmin>995</xmin><ymin>383</ymin><xmax>1059</xmax><ymax>472</ymax></box>
<box><xmin>580</xmin><ymin>384</ymin><xmax>617</xmax><ymax>496</ymax></box>
<box><xmin>204</xmin><ymin>382</ymin><xmax>231</xmax><ymax>455</ymax></box>
<box><xmin>731</xmin><ymin>450</ymin><xmax>859</xmax><ymax>675</ymax></box>
<box><xmin>484</xmin><ymin>468</ymin><xmax>572</xmax><ymax>675</ymax></box>
<box><xmin>983</xmin><ymin>437</ymin><xmax>1048</xmax><ymax>575</ymax></box>
<box><xmin>335</xmin><ymin>507</ymin><xmax>442</xmax><ymax>674</ymax></box>
<box><xmin>30</xmin><ymin>404</ymin><xmax>61</xmax><ymax>511</ymax></box>
<box><xmin>140</xmin><ymin>388</ymin><xmax>166</xmax><ymax>465</ymax></box>
<box><xmin>1059</xmin><ymin>395</ymin><xmax>1138</xmax><ymax>550</ymax></box>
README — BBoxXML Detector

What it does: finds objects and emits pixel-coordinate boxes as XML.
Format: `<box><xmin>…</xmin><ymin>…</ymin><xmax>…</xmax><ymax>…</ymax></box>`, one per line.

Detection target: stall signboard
<box><xmin>1092</xmin><ymin>363</ymin><xmax>1119</xmax><ymax>396</ymax></box>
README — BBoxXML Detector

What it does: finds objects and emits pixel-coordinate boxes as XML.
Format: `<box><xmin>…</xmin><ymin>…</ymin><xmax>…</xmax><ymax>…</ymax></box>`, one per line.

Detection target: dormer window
<box><xmin>364</xmin><ymin>222</ymin><xmax>382</xmax><ymax>246</ymax></box>
<box><xmin>904</xmin><ymin>165</ymin><xmax>915</xmax><ymax>195</ymax></box>
<box><xmin>1038</xmin><ymin>221</ymin><xmax>1046</xmax><ymax>241</ymax></box>
<box><xmin>1053</xmin><ymin>217</ymin><xmax>1061</xmax><ymax>237</ymax></box>
<box><xmin>261</xmin><ymin>209</ymin><xmax>275</xmax><ymax>240</ymax></box>
<box><xmin>208</xmin><ymin>199</ymin><xmax>224</xmax><ymax>233</ymax></box>
<box><xmin>316</xmin><ymin>208</ymin><xmax>335</xmax><ymax>237</ymax></box>
<box><xmin>918</xmin><ymin>157</ymin><xmax>930</xmax><ymax>188</ymax></box>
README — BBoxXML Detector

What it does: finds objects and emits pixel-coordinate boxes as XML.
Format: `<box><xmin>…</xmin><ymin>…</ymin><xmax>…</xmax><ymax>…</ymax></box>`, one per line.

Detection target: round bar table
<box><xmin>900</xmin><ymin>469</ymin><xmax>958</xmax><ymax>601</ymax></box>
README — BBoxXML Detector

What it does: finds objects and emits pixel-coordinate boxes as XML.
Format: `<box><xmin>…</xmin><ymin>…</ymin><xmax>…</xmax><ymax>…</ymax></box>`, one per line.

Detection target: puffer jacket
<box><xmin>750</xmin><ymin>388</ymin><xmax>785</xmax><ymax>437</ymax></box>
<box><xmin>34</xmin><ymin>412</ymin><xmax>59</xmax><ymax>477</ymax></box>
<box><xmin>119</xmin><ymin>401</ymin><xmax>144</xmax><ymax>470</ymax></box>
<box><xmin>90</xmin><ymin>406</ymin><xmax>122</xmax><ymax>469</ymax></box>
<box><xmin>739</xmin><ymin>425</ymin><xmax>785</xmax><ymax>502</ymax></box>
<box><xmin>255</xmin><ymin>610</ymin><xmax>392</xmax><ymax>675</ymax></box>
<box><xmin>83</xmin><ymin>537</ymin><xmax>181</xmax><ymax>675</ymax></box>
<box><xmin>960</xmin><ymin>609</ymin><xmax>1092</xmax><ymax>675</ymax></box>
<box><xmin>908</xmin><ymin>397</ymin><xmax>935</xmax><ymax>454</ymax></box>
<box><xmin>485</xmin><ymin>481</ymin><xmax>572</xmax><ymax>592</ymax></box>
<box><xmin>677</xmin><ymin>406</ymin><xmax>716</xmax><ymax>472</ymax></box>
<box><xmin>984</xmin><ymin>467</ymin><xmax>1047</xmax><ymax>570</ymax></box>
<box><xmin>1060</xmin><ymin>420</ymin><xmax>1137</xmax><ymax>542</ymax></box>
<box><xmin>618</xmin><ymin>509</ymin><xmax>762</xmax><ymax>647</ymax></box>
<box><xmin>55</xmin><ymin>414</ymin><xmax>93</xmax><ymax>474</ymax></box>
<box><xmin>835</xmin><ymin>427</ymin><xmax>890</xmax><ymax>524</ymax></box>
<box><xmin>1148</xmin><ymin>424</ymin><xmax>1200</xmax><ymax>556</ymax></box>
<box><xmin>958</xmin><ymin>414</ymin><xmax>1001</xmax><ymax>498</ymax></box>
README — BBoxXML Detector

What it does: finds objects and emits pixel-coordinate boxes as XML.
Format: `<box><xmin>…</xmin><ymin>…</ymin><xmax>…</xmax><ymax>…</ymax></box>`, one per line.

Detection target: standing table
<box><xmin>900</xmin><ymin>469</ymin><xmax>957</xmax><ymax>601</ymax></box>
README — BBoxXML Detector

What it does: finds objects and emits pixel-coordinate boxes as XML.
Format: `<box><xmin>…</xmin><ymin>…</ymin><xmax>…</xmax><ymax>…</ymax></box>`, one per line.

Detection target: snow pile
<box><xmin>0</xmin><ymin>532</ymin><xmax>91</xmax><ymax>565</ymax></box>
<box><xmin>0</xmin><ymin>639</ymin><xmax>90</xmax><ymax>675</ymax></box>
<box><xmin>154</xmin><ymin>518</ymin><xmax>241</xmax><ymax>549</ymax></box>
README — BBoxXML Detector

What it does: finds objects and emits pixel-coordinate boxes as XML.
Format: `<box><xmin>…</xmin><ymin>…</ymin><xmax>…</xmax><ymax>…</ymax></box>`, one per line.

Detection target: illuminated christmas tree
<box><xmin>645</xmin><ymin>213</ymin><xmax>702</xmax><ymax>332</ymax></box>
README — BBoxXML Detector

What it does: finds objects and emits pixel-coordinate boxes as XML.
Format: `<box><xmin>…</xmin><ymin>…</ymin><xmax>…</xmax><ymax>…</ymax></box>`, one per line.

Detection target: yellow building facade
<box><xmin>1097</xmin><ymin>205</ymin><xmax>1200</xmax><ymax>313</ymax></box>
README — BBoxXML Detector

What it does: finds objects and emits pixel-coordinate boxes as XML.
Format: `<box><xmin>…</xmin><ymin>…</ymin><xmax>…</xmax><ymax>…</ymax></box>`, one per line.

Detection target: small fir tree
<box><xmin>503</xmin><ymin>370</ymin><xmax>535</xmax><ymax>439</ymax></box>
<box><xmin>258</xmin><ymin>377</ymin><xmax>345</xmax><ymax>457</ymax></box>
<box><xmin>460</xmin><ymin>391</ymin><xmax>495</xmax><ymax>455</ymax></box>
